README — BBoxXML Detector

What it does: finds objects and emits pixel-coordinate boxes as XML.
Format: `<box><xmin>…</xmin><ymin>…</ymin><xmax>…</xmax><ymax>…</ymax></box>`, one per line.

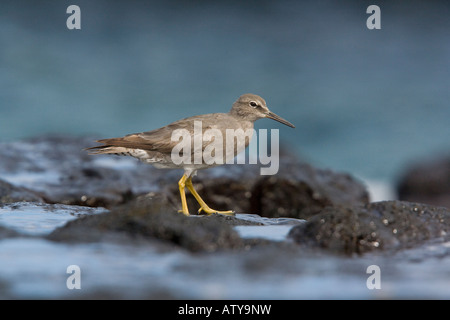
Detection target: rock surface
<box><xmin>289</xmin><ymin>201</ymin><xmax>450</xmax><ymax>255</ymax></box>
<box><xmin>165</xmin><ymin>159</ymin><xmax>370</xmax><ymax>219</ymax></box>
<box><xmin>48</xmin><ymin>194</ymin><xmax>245</xmax><ymax>252</ymax></box>
<box><xmin>0</xmin><ymin>136</ymin><xmax>369</xmax><ymax>220</ymax></box>
<box><xmin>0</xmin><ymin>136</ymin><xmax>163</xmax><ymax>207</ymax></box>
<box><xmin>0</xmin><ymin>180</ymin><xmax>44</xmax><ymax>204</ymax></box>
<box><xmin>0</xmin><ymin>225</ymin><xmax>20</xmax><ymax>239</ymax></box>
<box><xmin>1</xmin><ymin>136</ymin><xmax>449</xmax><ymax>256</ymax></box>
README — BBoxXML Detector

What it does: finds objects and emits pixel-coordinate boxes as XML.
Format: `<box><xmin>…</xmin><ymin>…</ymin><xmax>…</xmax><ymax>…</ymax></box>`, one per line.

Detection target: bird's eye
<box><xmin>250</xmin><ymin>101</ymin><xmax>258</xmax><ymax>108</ymax></box>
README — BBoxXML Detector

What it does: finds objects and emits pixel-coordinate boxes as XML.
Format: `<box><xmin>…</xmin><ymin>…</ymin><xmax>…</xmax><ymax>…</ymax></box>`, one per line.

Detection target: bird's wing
<box><xmin>90</xmin><ymin>113</ymin><xmax>232</xmax><ymax>153</ymax></box>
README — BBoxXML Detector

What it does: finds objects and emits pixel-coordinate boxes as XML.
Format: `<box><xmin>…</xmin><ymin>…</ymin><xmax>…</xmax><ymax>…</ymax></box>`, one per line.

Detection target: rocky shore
<box><xmin>0</xmin><ymin>135</ymin><xmax>449</xmax><ymax>298</ymax></box>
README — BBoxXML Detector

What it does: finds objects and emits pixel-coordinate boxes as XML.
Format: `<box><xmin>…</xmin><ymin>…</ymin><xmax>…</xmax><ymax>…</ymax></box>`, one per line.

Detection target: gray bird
<box><xmin>86</xmin><ymin>93</ymin><xmax>295</xmax><ymax>216</ymax></box>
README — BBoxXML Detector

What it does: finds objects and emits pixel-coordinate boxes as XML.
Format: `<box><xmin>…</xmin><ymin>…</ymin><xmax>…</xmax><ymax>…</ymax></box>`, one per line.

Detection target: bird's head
<box><xmin>230</xmin><ymin>93</ymin><xmax>295</xmax><ymax>128</ymax></box>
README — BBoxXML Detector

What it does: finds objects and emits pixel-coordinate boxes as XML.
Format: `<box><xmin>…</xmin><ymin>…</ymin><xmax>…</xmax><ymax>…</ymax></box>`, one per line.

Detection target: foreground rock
<box><xmin>0</xmin><ymin>136</ymin><xmax>369</xmax><ymax>220</ymax></box>
<box><xmin>397</xmin><ymin>155</ymin><xmax>450</xmax><ymax>208</ymax></box>
<box><xmin>48</xmin><ymin>194</ymin><xmax>244</xmax><ymax>252</ymax></box>
<box><xmin>0</xmin><ymin>180</ymin><xmax>44</xmax><ymax>204</ymax></box>
<box><xmin>0</xmin><ymin>225</ymin><xmax>20</xmax><ymax>239</ymax></box>
<box><xmin>289</xmin><ymin>200</ymin><xmax>450</xmax><ymax>255</ymax></box>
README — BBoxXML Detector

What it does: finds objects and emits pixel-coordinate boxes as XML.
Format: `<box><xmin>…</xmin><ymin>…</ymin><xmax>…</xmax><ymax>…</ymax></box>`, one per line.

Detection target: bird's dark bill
<box><xmin>266</xmin><ymin>112</ymin><xmax>295</xmax><ymax>128</ymax></box>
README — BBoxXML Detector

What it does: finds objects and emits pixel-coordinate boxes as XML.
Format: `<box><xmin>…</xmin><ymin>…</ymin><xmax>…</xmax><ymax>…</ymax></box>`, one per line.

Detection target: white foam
<box><xmin>234</xmin><ymin>225</ymin><xmax>296</xmax><ymax>241</ymax></box>
<box><xmin>92</xmin><ymin>156</ymin><xmax>139</xmax><ymax>169</ymax></box>
<box><xmin>362</xmin><ymin>178</ymin><xmax>397</xmax><ymax>202</ymax></box>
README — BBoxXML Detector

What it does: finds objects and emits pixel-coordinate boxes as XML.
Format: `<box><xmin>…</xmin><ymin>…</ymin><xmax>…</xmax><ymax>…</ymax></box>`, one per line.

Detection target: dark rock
<box><xmin>166</xmin><ymin>160</ymin><xmax>369</xmax><ymax>219</ymax></box>
<box><xmin>0</xmin><ymin>135</ymin><xmax>369</xmax><ymax>219</ymax></box>
<box><xmin>250</xmin><ymin>163</ymin><xmax>369</xmax><ymax>219</ymax></box>
<box><xmin>0</xmin><ymin>135</ymin><xmax>167</xmax><ymax>208</ymax></box>
<box><xmin>0</xmin><ymin>180</ymin><xmax>43</xmax><ymax>204</ymax></box>
<box><xmin>288</xmin><ymin>200</ymin><xmax>450</xmax><ymax>255</ymax></box>
<box><xmin>0</xmin><ymin>225</ymin><xmax>20</xmax><ymax>239</ymax></box>
<box><xmin>397</xmin><ymin>156</ymin><xmax>450</xmax><ymax>208</ymax></box>
<box><xmin>48</xmin><ymin>193</ymin><xmax>243</xmax><ymax>252</ymax></box>
<box><xmin>165</xmin><ymin>165</ymin><xmax>257</xmax><ymax>215</ymax></box>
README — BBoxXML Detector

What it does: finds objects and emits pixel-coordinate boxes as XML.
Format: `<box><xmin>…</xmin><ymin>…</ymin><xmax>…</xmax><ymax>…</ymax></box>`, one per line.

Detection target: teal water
<box><xmin>0</xmin><ymin>0</ymin><xmax>449</xmax><ymax>185</ymax></box>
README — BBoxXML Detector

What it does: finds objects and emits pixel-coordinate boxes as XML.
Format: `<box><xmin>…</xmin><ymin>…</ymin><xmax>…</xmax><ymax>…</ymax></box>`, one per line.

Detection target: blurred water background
<box><xmin>0</xmin><ymin>0</ymin><xmax>449</xmax><ymax>198</ymax></box>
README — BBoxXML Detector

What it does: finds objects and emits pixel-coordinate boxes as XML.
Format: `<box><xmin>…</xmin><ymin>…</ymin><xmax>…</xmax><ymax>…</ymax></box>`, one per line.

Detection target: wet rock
<box><xmin>0</xmin><ymin>179</ymin><xmax>43</xmax><ymax>204</ymax></box>
<box><xmin>0</xmin><ymin>135</ymin><xmax>369</xmax><ymax>219</ymax></box>
<box><xmin>0</xmin><ymin>226</ymin><xmax>20</xmax><ymax>239</ymax></box>
<box><xmin>48</xmin><ymin>194</ymin><xmax>243</xmax><ymax>252</ymax></box>
<box><xmin>0</xmin><ymin>135</ymin><xmax>166</xmax><ymax>208</ymax></box>
<box><xmin>165</xmin><ymin>165</ymin><xmax>257</xmax><ymax>215</ymax></box>
<box><xmin>397</xmin><ymin>156</ymin><xmax>450</xmax><ymax>208</ymax></box>
<box><xmin>250</xmin><ymin>163</ymin><xmax>369</xmax><ymax>219</ymax></box>
<box><xmin>167</xmin><ymin>160</ymin><xmax>369</xmax><ymax>219</ymax></box>
<box><xmin>288</xmin><ymin>200</ymin><xmax>450</xmax><ymax>255</ymax></box>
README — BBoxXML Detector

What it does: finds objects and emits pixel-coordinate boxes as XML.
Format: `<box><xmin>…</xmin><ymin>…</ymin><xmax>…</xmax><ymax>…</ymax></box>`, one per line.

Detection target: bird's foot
<box><xmin>178</xmin><ymin>209</ymin><xmax>190</xmax><ymax>216</ymax></box>
<box><xmin>197</xmin><ymin>206</ymin><xmax>235</xmax><ymax>216</ymax></box>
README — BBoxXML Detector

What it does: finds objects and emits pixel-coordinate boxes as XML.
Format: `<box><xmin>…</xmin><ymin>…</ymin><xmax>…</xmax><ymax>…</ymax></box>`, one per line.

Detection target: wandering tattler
<box><xmin>87</xmin><ymin>93</ymin><xmax>295</xmax><ymax>216</ymax></box>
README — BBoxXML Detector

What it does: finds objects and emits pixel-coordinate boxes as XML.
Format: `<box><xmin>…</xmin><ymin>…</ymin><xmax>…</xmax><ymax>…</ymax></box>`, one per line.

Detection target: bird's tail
<box><xmin>84</xmin><ymin>144</ymin><xmax>130</xmax><ymax>155</ymax></box>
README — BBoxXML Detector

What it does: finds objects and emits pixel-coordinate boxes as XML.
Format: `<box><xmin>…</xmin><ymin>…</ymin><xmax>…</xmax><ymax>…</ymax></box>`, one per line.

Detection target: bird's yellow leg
<box><xmin>185</xmin><ymin>177</ymin><xmax>235</xmax><ymax>216</ymax></box>
<box><xmin>178</xmin><ymin>175</ymin><xmax>190</xmax><ymax>216</ymax></box>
